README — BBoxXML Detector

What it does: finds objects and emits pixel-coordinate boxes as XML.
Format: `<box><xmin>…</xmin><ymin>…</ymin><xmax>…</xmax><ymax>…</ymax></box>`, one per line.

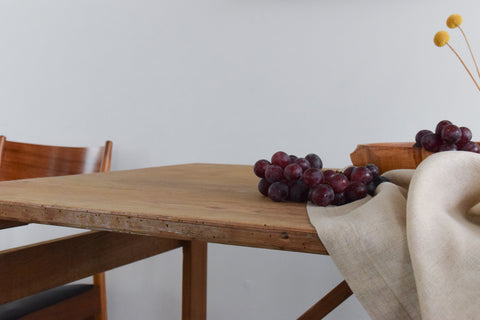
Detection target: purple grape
<box><xmin>332</xmin><ymin>192</ymin><xmax>347</xmax><ymax>206</ymax></box>
<box><xmin>271</xmin><ymin>151</ymin><xmax>292</xmax><ymax>169</ymax></box>
<box><xmin>302</xmin><ymin>168</ymin><xmax>324</xmax><ymax>188</ymax></box>
<box><xmin>350</xmin><ymin>167</ymin><xmax>373</xmax><ymax>184</ymax></box>
<box><xmin>284</xmin><ymin>163</ymin><xmax>303</xmax><ymax>181</ymax></box>
<box><xmin>264</xmin><ymin>165</ymin><xmax>284</xmax><ymax>183</ymax></box>
<box><xmin>289</xmin><ymin>155</ymin><xmax>298</xmax><ymax>162</ymax></box>
<box><xmin>415</xmin><ymin>129</ymin><xmax>433</xmax><ymax>146</ymax></box>
<box><xmin>435</xmin><ymin>120</ymin><xmax>453</xmax><ymax>135</ymax></box>
<box><xmin>258</xmin><ymin>179</ymin><xmax>271</xmax><ymax>196</ymax></box>
<box><xmin>311</xmin><ymin>184</ymin><xmax>334</xmax><ymax>206</ymax></box>
<box><xmin>305</xmin><ymin>153</ymin><xmax>323</xmax><ymax>169</ymax></box>
<box><xmin>289</xmin><ymin>180</ymin><xmax>309</xmax><ymax>202</ymax></box>
<box><xmin>373</xmin><ymin>175</ymin><xmax>390</xmax><ymax>185</ymax></box>
<box><xmin>365</xmin><ymin>163</ymin><xmax>380</xmax><ymax>177</ymax></box>
<box><xmin>457</xmin><ymin>127</ymin><xmax>473</xmax><ymax>148</ymax></box>
<box><xmin>342</xmin><ymin>166</ymin><xmax>355</xmax><ymax>180</ymax></box>
<box><xmin>295</xmin><ymin>158</ymin><xmax>311</xmax><ymax>171</ymax></box>
<box><xmin>366</xmin><ymin>180</ymin><xmax>377</xmax><ymax>196</ymax></box>
<box><xmin>268</xmin><ymin>182</ymin><xmax>289</xmax><ymax>202</ymax></box>
<box><xmin>344</xmin><ymin>181</ymin><xmax>368</xmax><ymax>202</ymax></box>
<box><xmin>461</xmin><ymin>141</ymin><xmax>480</xmax><ymax>153</ymax></box>
<box><xmin>441</xmin><ymin>124</ymin><xmax>462</xmax><ymax>144</ymax></box>
<box><xmin>326</xmin><ymin>173</ymin><xmax>350</xmax><ymax>193</ymax></box>
<box><xmin>254</xmin><ymin>159</ymin><xmax>271</xmax><ymax>178</ymax></box>
<box><xmin>367</xmin><ymin>174</ymin><xmax>390</xmax><ymax>196</ymax></box>
<box><xmin>421</xmin><ymin>133</ymin><xmax>442</xmax><ymax>152</ymax></box>
<box><xmin>438</xmin><ymin>143</ymin><xmax>457</xmax><ymax>152</ymax></box>
<box><xmin>322</xmin><ymin>169</ymin><xmax>337</xmax><ymax>181</ymax></box>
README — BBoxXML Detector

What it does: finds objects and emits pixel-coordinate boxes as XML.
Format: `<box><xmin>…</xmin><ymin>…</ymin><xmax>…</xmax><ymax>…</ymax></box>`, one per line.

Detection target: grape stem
<box><xmin>446</xmin><ymin>43</ymin><xmax>480</xmax><ymax>92</ymax></box>
<box><xmin>458</xmin><ymin>26</ymin><xmax>480</xmax><ymax>79</ymax></box>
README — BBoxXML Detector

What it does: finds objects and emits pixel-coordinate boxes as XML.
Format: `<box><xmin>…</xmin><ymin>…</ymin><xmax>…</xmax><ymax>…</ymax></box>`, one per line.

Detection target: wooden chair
<box><xmin>0</xmin><ymin>136</ymin><xmax>113</xmax><ymax>320</ymax></box>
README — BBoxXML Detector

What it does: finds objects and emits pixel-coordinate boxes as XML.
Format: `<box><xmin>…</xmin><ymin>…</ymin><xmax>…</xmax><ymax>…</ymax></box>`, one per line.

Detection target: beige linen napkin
<box><xmin>307</xmin><ymin>151</ymin><xmax>480</xmax><ymax>320</ymax></box>
<box><xmin>408</xmin><ymin>151</ymin><xmax>480</xmax><ymax>319</ymax></box>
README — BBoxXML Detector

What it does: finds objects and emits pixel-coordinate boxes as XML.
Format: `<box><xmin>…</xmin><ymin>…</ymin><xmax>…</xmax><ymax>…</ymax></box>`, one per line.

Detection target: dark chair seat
<box><xmin>0</xmin><ymin>285</ymin><xmax>94</xmax><ymax>320</ymax></box>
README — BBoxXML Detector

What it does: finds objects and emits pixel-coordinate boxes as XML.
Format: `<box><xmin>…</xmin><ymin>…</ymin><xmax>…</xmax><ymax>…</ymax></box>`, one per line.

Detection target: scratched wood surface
<box><xmin>0</xmin><ymin>164</ymin><xmax>325</xmax><ymax>254</ymax></box>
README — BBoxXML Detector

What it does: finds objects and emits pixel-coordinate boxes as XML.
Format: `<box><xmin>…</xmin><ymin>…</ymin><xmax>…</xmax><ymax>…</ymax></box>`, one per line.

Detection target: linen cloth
<box><xmin>307</xmin><ymin>151</ymin><xmax>480</xmax><ymax>320</ymax></box>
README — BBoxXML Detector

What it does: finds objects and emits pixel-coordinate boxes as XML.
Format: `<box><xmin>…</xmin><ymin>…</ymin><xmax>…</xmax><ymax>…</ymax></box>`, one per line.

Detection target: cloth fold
<box><xmin>307</xmin><ymin>151</ymin><xmax>480</xmax><ymax>320</ymax></box>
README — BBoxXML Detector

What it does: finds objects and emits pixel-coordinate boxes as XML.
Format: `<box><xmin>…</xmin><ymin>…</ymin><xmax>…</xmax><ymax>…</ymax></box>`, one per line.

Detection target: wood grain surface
<box><xmin>350</xmin><ymin>142</ymin><xmax>430</xmax><ymax>173</ymax></box>
<box><xmin>0</xmin><ymin>164</ymin><xmax>326</xmax><ymax>254</ymax></box>
<box><xmin>0</xmin><ymin>231</ymin><xmax>182</xmax><ymax>304</ymax></box>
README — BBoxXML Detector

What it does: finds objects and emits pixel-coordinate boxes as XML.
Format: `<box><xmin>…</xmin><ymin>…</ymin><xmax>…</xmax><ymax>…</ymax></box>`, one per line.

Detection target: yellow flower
<box><xmin>434</xmin><ymin>31</ymin><xmax>450</xmax><ymax>47</ymax></box>
<box><xmin>435</xmin><ymin>14</ymin><xmax>480</xmax><ymax>92</ymax></box>
<box><xmin>447</xmin><ymin>14</ymin><xmax>463</xmax><ymax>28</ymax></box>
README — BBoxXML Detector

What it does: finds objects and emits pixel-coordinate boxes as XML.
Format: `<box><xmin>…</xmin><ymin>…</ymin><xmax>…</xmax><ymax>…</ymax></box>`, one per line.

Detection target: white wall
<box><xmin>1</xmin><ymin>0</ymin><xmax>480</xmax><ymax>319</ymax></box>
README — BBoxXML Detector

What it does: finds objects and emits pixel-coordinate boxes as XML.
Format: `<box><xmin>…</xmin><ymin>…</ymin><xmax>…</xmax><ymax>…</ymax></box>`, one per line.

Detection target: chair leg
<box><xmin>297</xmin><ymin>280</ymin><xmax>353</xmax><ymax>320</ymax></box>
<box><xmin>182</xmin><ymin>240</ymin><xmax>207</xmax><ymax>320</ymax></box>
<box><xmin>94</xmin><ymin>272</ymin><xmax>107</xmax><ymax>320</ymax></box>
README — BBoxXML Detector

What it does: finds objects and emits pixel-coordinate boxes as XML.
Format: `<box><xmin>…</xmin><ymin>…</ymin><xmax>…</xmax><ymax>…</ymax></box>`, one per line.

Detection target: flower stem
<box><xmin>446</xmin><ymin>43</ymin><xmax>480</xmax><ymax>92</ymax></box>
<box><xmin>458</xmin><ymin>25</ymin><xmax>480</xmax><ymax>79</ymax></box>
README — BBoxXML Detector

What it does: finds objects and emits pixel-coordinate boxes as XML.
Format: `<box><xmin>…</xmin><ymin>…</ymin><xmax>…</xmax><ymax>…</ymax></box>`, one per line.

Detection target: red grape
<box><xmin>264</xmin><ymin>165</ymin><xmax>284</xmax><ymax>183</ymax></box>
<box><xmin>271</xmin><ymin>151</ymin><xmax>292</xmax><ymax>169</ymax></box>
<box><xmin>305</xmin><ymin>153</ymin><xmax>323</xmax><ymax>169</ymax></box>
<box><xmin>326</xmin><ymin>173</ymin><xmax>350</xmax><ymax>193</ymax></box>
<box><xmin>254</xmin><ymin>151</ymin><xmax>382</xmax><ymax>206</ymax></box>
<box><xmin>461</xmin><ymin>141</ymin><xmax>480</xmax><ymax>153</ymax></box>
<box><xmin>254</xmin><ymin>159</ymin><xmax>271</xmax><ymax>178</ymax></box>
<box><xmin>284</xmin><ymin>163</ymin><xmax>303</xmax><ymax>181</ymax></box>
<box><xmin>366</xmin><ymin>180</ymin><xmax>376</xmax><ymax>196</ymax></box>
<box><xmin>438</xmin><ymin>144</ymin><xmax>457</xmax><ymax>152</ymax></box>
<box><xmin>322</xmin><ymin>169</ymin><xmax>336</xmax><ymax>181</ymax></box>
<box><xmin>415</xmin><ymin>121</ymin><xmax>479</xmax><ymax>154</ymax></box>
<box><xmin>343</xmin><ymin>166</ymin><xmax>355</xmax><ymax>180</ymax></box>
<box><xmin>332</xmin><ymin>192</ymin><xmax>347</xmax><ymax>206</ymax></box>
<box><xmin>415</xmin><ymin>129</ymin><xmax>433</xmax><ymax>146</ymax></box>
<box><xmin>373</xmin><ymin>175</ymin><xmax>390</xmax><ymax>185</ymax></box>
<box><xmin>302</xmin><ymin>168</ymin><xmax>324</xmax><ymax>188</ymax></box>
<box><xmin>457</xmin><ymin>127</ymin><xmax>472</xmax><ymax>148</ymax></box>
<box><xmin>421</xmin><ymin>133</ymin><xmax>442</xmax><ymax>152</ymax></box>
<box><xmin>258</xmin><ymin>179</ymin><xmax>271</xmax><ymax>196</ymax></box>
<box><xmin>350</xmin><ymin>167</ymin><xmax>373</xmax><ymax>184</ymax></box>
<box><xmin>441</xmin><ymin>124</ymin><xmax>462</xmax><ymax>144</ymax></box>
<box><xmin>289</xmin><ymin>180</ymin><xmax>309</xmax><ymax>202</ymax></box>
<box><xmin>295</xmin><ymin>158</ymin><xmax>311</xmax><ymax>171</ymax></box>
<box><xmin>311</xmin><ymin>184</ymin><xmax>334</xmax><ymax>206</ymax></box>
<box><xmin>365</xmin><ymin>163</ymin><xmax>380</xmax><ymax>177</ymax></box>
<box><xmin>344</xmin><ymin>181</ymin><xmax>368</xmax><ymax>202</ymax></box>
<box><xmin>367</xmin><ymin>175</ymin><xmax>390</xmax><ymax>196</ymax></box>
<box><xmin>435</xmin><ymin>120</ymin><xmax>453</xmax><ymax>135</ymax></box>
<box><xmin>268</xmin><ymin>182</ymin><xmax>289</xmax><ymax>202</ymax></box>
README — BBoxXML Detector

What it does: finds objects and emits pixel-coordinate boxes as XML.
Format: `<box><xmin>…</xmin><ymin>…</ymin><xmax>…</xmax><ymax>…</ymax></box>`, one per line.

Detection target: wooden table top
<box><xmin>0</xmin><ymin>164</ymin><xmax>326</xmax><ymax>254</ymax></box>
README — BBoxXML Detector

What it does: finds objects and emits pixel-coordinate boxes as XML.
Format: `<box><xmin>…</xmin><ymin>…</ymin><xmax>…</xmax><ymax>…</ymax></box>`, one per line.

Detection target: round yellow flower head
<box><xmin>447</xmin><ymin>14</ymin><xmax>463</xmax><ymax>28</ymax></box>
<box><xmin>434</xmin><ymin>31</ymin><xmax>450</xmax><ymax>47</ymax></box>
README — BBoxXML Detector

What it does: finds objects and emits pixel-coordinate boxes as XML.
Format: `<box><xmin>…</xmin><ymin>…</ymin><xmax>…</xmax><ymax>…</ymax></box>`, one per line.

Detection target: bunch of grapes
<box><xmin>414</xmin><ymin>120</ymin><xmax>479</xmax><ymax>153</ymax></box>
<box><xmin>253</xmin><ymin>151</ymin><xmax>389</xmax><ymax>206</ymax></box>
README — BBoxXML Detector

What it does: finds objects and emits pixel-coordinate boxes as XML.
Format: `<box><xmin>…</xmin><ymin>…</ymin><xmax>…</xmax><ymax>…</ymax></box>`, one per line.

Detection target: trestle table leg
<box><xmin>297</xmin><ymin>280</ymin><xmax>353</xmax><ymax>319</ymax></box>
<box><xmin>182</xmin><ymin>240</ymin><xmax>207</xmax><ymax>320</ymax></box>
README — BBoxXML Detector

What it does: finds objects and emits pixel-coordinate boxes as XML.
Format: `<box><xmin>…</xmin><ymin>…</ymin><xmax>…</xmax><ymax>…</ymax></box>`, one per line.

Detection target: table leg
<box><xmin>182</xmin><ymin>240</ymin><xmax>207</xmax><ymax>320</ymax></box>
<box><xmin>297</xmin><ymin>280</ymin><xmax>353</xmax><ymax>319</ymax></box>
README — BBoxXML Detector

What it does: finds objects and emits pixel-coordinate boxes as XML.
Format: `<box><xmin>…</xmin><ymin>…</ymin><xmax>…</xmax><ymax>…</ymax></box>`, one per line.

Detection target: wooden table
<box><xmin>0</xmin><ymin>164</ymin><xmax>352</xmax><ymax>319</ymax></box>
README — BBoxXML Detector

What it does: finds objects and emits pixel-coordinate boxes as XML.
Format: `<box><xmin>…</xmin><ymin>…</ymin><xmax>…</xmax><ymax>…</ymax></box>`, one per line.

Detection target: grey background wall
<box><xmin>1</xmin><ymin>0</ymin><xmax>480</xmax><ymax>319</ymax></box>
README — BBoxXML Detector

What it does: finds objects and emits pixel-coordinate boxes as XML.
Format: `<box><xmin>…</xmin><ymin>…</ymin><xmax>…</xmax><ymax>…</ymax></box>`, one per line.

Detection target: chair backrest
<box><xmin>0</xmin><ymin>136</ymin><xmax>112</xmax><ymax>180</ymax></box>
<box><xmin>0</xmin><ymin>136</ymin><xmax>112</xmax><ymax>319</ymax></box>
